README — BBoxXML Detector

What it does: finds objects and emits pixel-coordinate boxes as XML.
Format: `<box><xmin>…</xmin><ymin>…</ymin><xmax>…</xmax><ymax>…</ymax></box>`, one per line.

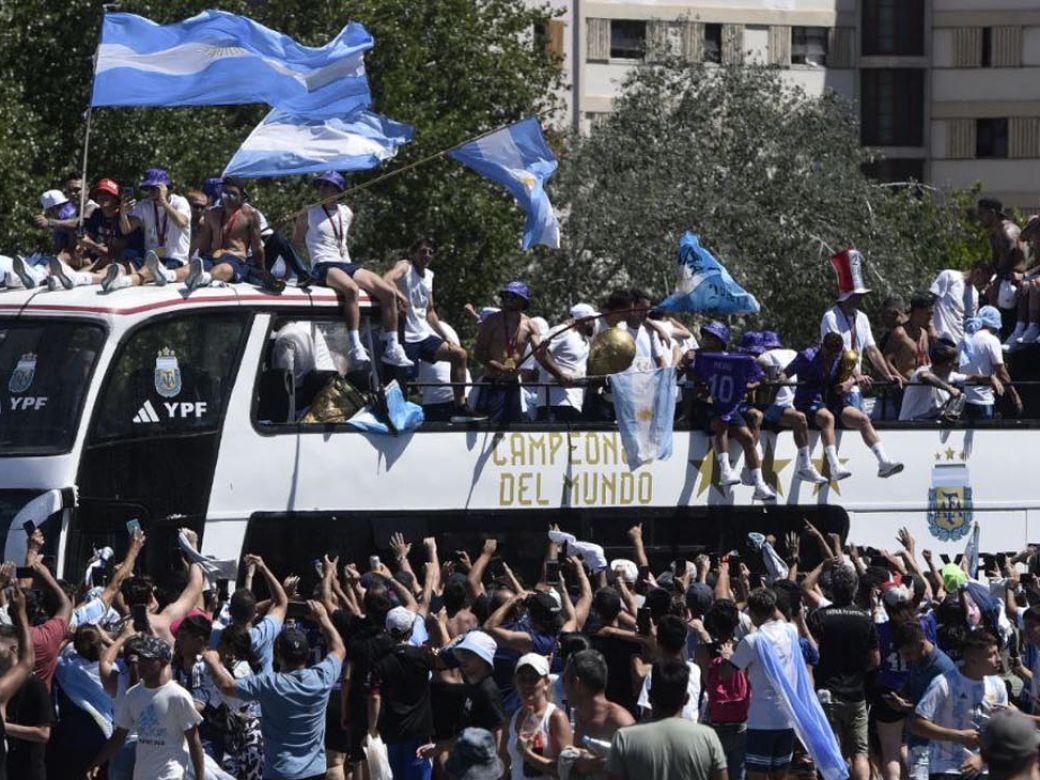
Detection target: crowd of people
<box><xmin>6</xmin><ymin>516</ymin><xmax>1040</xmax><ymax>780</ymax></box>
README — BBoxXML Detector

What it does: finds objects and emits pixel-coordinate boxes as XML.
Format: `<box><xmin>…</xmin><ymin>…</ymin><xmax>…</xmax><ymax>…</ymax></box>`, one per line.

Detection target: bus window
<box><xmin>90</xmin><ymin>312</ymin><xmax>250</xmax><ymax>442</ymax></box>
<box><xmin>0</xmin><ymin>319</ymin><xmax>105</xmax><ymax>455</ymax></box>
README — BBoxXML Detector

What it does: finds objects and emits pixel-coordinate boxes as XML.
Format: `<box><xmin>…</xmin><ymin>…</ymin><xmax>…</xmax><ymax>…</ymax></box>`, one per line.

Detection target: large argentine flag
<box><xmin>611</xmin><ymin>367</ymin><xmax>677</xmax><ymax>470</ymax></box>
<box><xmin>92</xmin><ymin>11</ymin><xmax>373</xmax><ymax>115</ymax></box>
<box><xmin>224</xmin><ymin>108</ymin><xmax>414</xmax><ymax>178</ymax></box>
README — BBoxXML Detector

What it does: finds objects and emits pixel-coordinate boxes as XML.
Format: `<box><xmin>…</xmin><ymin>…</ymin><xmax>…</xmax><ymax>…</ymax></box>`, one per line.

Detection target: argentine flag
<box><xmin>658</xmin><ymin>232</ymin><xmax>760</xmax><ymax>315</ymax></box>
<box><xmin>224</xmin><ymin>108</ymin><xmax>414</xmax><ymax>178</ymax></box>
<box><xmin>92</xmin><ymin>11</ymin><xmax>373</xmax><ymax>115</ymax></box>
<box><xmin>611</xmin><ymin>367</ymin><xmax>677</xmax><ymax>470</ymax></box>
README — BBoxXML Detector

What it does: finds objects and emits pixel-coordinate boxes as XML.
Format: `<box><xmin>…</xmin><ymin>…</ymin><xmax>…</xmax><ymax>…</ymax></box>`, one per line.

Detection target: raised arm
<box><xmin>30</xmin><ymin>556</ymin><xmax>72</xmax><ymax>624</ymax></box>
<box><xmin>0</xmin><ymin>588</ymin><xmax>34</xmax><ymax>704</ymax></box>
<box><xmin>420</xmin><ymin>538</ymin><xmax>439</xmax><ymax>619</ymax></box>
<box><xmin>101</xmin><ymin>531</ymin><xmax>147</xmax><ymax>608</ymax></box>
<box><xmin>158</xmin><ymin>561</ymin><xmax>204</xmax><ymax>624</ymax></box>
<box><xmin>245</xmin><ymin>554</ymin><xmax>288</xmax><ymax>623</ymax></box>
<box><xmin>389</xmin><ymin>533</ymin><xmax>423</xmax><ymax>597</ymax></box>
<box><xmin>628</xmin><ymin>524</ymin><xmax>649</xmax><ymax>569</ymax></box>
<box><xmin>310</xmin><ymin>600</ymin><xmax>346</xmax><ymax>660</ymax></box>
<box><xmin>484</xmin><ymin>591</ymin><xmax>533</xmax><ymax>653</ymax></box>
<box><xmin>467</xmin><ymin>538</ymin><xmax>497</xmax><ymax>599</ymax></box>
<box><xmin>568</xmin><ymin>556</ymin><xmax>593</xmax><ymax>630</ymax></box>
<box><xmin>100</xmin><ymin>626</ymin><xmax>135</xmax><ymax>698</ymax></box>
<box><xmin>320</xmin><ymin>555</ymin><xmax>341</xmax><ymax>616</ymax></box>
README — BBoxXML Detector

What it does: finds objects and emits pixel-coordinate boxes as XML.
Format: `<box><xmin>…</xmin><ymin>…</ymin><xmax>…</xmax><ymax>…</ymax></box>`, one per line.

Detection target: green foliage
<box><xmin>541</xmin><ymin>59</ymin><xmax>988</xmax><ymax>347</ymax></box>
<box><xmin>0</xmin><ymin>0</ymin><xmax>561</xmax><ymax>337</ymax></box>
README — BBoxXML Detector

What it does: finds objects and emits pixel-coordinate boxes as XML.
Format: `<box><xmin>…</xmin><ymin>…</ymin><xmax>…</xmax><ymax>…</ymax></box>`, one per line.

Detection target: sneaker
<box><xmin>144</xmin><ymin>250</ymin><xmax>168</xmax><ymax>286</ymax></box>
<box><xmin>795</xmin><ymin>464</ymin><xmax>829</xmax><ymax>485</ymax></box>
<box><xmin>450</xmin><ymin>406</ymin><xmax>488</xmax><ymax>423</ymax></box>
<box><xmin>100</xmin><ymin>263</ymin><xmax>125</xmax><ymax>293</ymax></box>
<box><xmin>45</xmin><ymin>277</ymin><xmax>61</xmax><ymax>292</ymax></box>
<box><xmin>347</xmin><ymin>345</ymin><xmax>372</xmax><ymax>368</ymax></box>
<box><xmin>753</xmin><ymin>483</ymin><xmax>777</xmax><ymax>502</ymax></box>
<box><xmin>12</xmin><ymin>256</ymin><xmax>36</xmax><ymax>289</ymax></box>
<box><xmin>717</xmin><ymin>465</ymin><xmax>740</xmax><ymax>487</ymax></box>
<box><xmin>1021</xmin><ymin>323</ymin><xmax>1040</xmax><ymax>344</ymax></box>
<box><xmin>739</xmin><ymin>467</ymin><xmax>755</xmax><ymax>487</ymax></box>
<box><xmin>878</xmin><ymin>461</ymin><xmax>904</xmax><ymax>479</ymax></box>
<box><xmin>381</xmin><ymin>342</ymin><xmax>414</xmax><ymax>368</ymax></box>
<box><xmin>828</xmin><ymin>464</ymin><xmax>853</xmax><ymax>481</ymax></box>
<box><xmin>185</xmin><ymin>258</ymin><xmax>208</xmax><ymax>292</ymax></box>
<box><xmin>253</xmin><ymin>268</ymin><xmax>286</xmax><ymax>294</ymax></box>
<box><xmin>47</xmin><ymin>256</ymin><xmax>75</xmax><ymax>290</ymax></box>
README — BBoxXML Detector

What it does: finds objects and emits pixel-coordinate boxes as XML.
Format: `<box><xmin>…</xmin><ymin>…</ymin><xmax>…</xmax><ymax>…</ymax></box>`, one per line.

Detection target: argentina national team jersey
<box><xmin>693</xmin><ymin>352</ymin><xmax>764</xmax><ymax>422</ymax></box>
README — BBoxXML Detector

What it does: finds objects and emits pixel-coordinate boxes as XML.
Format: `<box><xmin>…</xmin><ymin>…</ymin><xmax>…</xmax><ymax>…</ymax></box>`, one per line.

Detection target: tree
<box><xmin>543</xmin><ymin>59</ymin><xmax>987</xmax><ymax>348</ymax></box>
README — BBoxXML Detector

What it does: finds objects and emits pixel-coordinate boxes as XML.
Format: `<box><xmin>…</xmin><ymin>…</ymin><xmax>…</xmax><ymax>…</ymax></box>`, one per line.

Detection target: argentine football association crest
<box><xmin>8</xmin><ymin>353</ymin><xmax>37</xmax><ymax>395</ymax></box>
<box><xmin>154</xmin><ymin>347</ymin><xmax>182</xmax><ymax>399</ymax></box>
<box><xmin>928</xmin><ymin>463</ymin><xmax>974</xmax><ymax>542</ymax></box>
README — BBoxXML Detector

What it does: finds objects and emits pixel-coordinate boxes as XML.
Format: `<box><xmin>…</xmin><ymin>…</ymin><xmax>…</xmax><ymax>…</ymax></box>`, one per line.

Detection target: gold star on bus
<box><xmin>811</xmin><ymin>456</ymin><xmax>851</xmax><ymax>495</ymax></box>
<box><xmin>689</xmin><ymin>453</ymin><xmax>726</xmax><ymax>498</ymax></box>
<box><xmin>945</xmin><ymin>447</ymin><xmax>957</xmax><ymax>461</ymax></box>
<box><xmin>761</xmin><ymin>441</ymin><xmax>792</xmax><ymax>497</ymax></box>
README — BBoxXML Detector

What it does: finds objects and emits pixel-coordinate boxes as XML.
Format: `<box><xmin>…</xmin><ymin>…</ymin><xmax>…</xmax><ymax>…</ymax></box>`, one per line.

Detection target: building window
<box><xmin>976</xmin><ymin>119</ymin><xmax>1009</xmax><ymax>158</ymax></box>
<box><xmin>862</xmin><ymin>0</ymin><xmax>924</xmax><ymax>56</ymax></box>
<box><xmin>860</xmin><ymin>69</ymin><xmax>924</xmax><ymax>147</ymax></box>
<box><xmin>703</xmin><ymin>23</ymin><xmax>723</xmax><ymax>64</ymax></box>
<box><xmin>610</xmin><ymin>20</ymin><xmax>645</xmax><ymax>60</ymax></box>
<box><xmin>981</xmin><ymin>27</ymin><xmax>993</xmax><ymax>67</ymax></box>
<box><xmin>862</xmin><ymin>158</ymin><xmax>925</xmax><ymax>183</ymax></box>
<box><xmin>791</xmin><ymin>27</ymin><xmax>828</xmax><ymax>66</ymax></box>
<box><xmin>534</xmin><ymin>19</ymin><xmax>566</xmax><ymax>61</ymax></box>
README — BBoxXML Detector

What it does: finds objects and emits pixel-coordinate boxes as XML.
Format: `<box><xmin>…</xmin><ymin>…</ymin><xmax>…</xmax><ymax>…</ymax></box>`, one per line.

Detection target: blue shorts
<box><xmin>130</xmin><ymin>253</ymin><xmax>185</xmax><ymax>272</ymax></box>
<box><xmin>312</xmin><ymin>261</ymin><xmax>360</xmax><ymax>285</ymax></box>
<box><xmin>206</xmin><ymin>253</ymin><xmax>252</xmax><ymax>283</ymax></box>
<box><xmin>764</xmin><ymin>403</ymin><xmax>788</xmax><ymax>425</ymax></box>
<box><xmin>745</xmin><ymin>728</ymin><xmax>795</xmax><ymax>772</ymax></box>
<box><xmin>404</xmin><ymin>335</ymin><xmax>446</xmax><ymax>365</ymax></box>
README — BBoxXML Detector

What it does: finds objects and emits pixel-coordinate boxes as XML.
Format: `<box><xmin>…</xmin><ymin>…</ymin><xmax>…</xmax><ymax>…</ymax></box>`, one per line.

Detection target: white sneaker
<box><xmin>144</xmin><ymin>251</ymin><xmax>168</xmax><ymax>286</ymax></box>
<box><xmin>185</xmin><ymin>258</ymin><xmax>210</xmax><ymax>292</ymax></box>
<box><xmin>1020</xmin><ymin>323</ymin><xmax>1040</xmax><ymax>344</ymax></box>
<box><xmin>753</xmin><ymin>482</ymin><xmax>777</xmax><ymax>502</ymax></box>
<box><xmin>1004</xmin><ymin>324</ymin><xmax>1026</xmax><ymax>349</ymax></box>
<box><xmin>381</xmin><ymin>342</ymin><xmax>414</xmax><ymax>368</ymax></box>
<box><xmin>828</xmin><ymin>463</ymin><xmax>852</xmax><ymax>481</ymax></box>
<box><xmin>878</xmin><ymin>461</ymin><xmax>904</xmax><ymax>478</ymax></box>
<box><xmin>795</xmin><ymin>464</ymin><xmax>829</xmax><ymax>485</ymax></box>
<box><xmin>12</xmin><ymin>256</ymin><xmax>36</xmax><ymax>289</ymax></box>
<box><xmin>718</xmin><ymin>464</ymin><xmax>740</xmax><ymax>487</ymax></box>
<box><xmin>47</xmin><ymin>256</ymin><xmax>74</xmax><ymax>290</ymax></box>
<box><xmin>347</xmin><ymin>345</ymin><xmax>372</xmax><ymax>368</ymax></box>
<box><xmin>100</xmin><ymin>263</ymin><xmax>126</xmax><ymax>293</ymax></box>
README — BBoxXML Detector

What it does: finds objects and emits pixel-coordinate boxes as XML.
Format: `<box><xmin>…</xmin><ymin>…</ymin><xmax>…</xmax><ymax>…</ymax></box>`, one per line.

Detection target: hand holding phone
<box><xmin>126</xmin><ymin>519</ymin><xmax>142</xmax><ymax>537</ymax></box>
<box><xmin>637</xmin><ymin>606</ymin><xmax>652</xmax><ymax>636</ymax></box>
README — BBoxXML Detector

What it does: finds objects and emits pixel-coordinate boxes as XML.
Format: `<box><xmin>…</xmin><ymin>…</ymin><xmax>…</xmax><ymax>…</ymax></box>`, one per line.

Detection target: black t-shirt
<box><xmin>371</xmin><ymin>644</ymin><xmax>434</xmax><ymax>743</ymax></box>
<box><xmin>6</xmin><ymin>675</ymin><xmax>53</xmax><ymax>780</ymax></box>
<box><xmin>345</xmin><ymin>619</ymin><xmax>394</xmax><ymax>711</ymax></box>
<box><xmin>590</xmin><ymin>633</ymin><xmax>642</xmax><ymax>716</ymax></box>
<box><xmin>460</xmin><ymin>674</ymin><xmax>507</xmax><ymax>732</ymax></box>
<box><xmin>808</xmin><ymin>604</ymin><xmax>879</xmax><ymax>702</ymax></box>
<box><xmin>85</xmin><ymin>209</ymin><xmax>144</xmax><ymax>258</ymax></box>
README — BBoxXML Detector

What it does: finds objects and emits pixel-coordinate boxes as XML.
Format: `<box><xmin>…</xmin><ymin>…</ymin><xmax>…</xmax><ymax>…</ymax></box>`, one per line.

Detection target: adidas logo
<box><xmin>132</xmin><ymin>400</ymin><xmax>160</xmax><ymax>424</ymax></box>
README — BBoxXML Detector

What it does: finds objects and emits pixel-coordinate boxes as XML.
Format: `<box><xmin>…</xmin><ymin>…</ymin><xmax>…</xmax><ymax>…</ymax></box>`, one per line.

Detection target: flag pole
<box><xmin>79</xmin><ymin>6</ymin><xmax>115</xmax><ymax>231</ymax></box>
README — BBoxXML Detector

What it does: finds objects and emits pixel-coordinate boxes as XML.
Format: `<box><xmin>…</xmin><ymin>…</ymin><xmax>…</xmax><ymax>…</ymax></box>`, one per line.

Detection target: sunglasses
<box><xmin>189</xmin><ymin>202</ymin><xmax>207</xmax><ymax>211</ymax></box>
<box><xmin>501</xmin><ymin>292</ymin><xmax>523</xmax><ymax>300</ymax></box>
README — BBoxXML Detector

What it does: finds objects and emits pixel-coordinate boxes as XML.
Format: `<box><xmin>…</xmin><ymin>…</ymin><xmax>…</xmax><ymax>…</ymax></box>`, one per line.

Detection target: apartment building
<box><xmin>533</xmin><ymin>0</ymin><xmax>1040</xmax><ymax>210</ymax></box>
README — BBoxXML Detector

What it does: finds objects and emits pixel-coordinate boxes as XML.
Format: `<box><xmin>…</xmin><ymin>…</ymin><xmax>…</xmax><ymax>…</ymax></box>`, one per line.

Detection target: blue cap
<box><xmin>445</xmin><ymin>728</ymin><xmax>505</xmax><ymax>780</ymax></box>
<box><xmin>739</xmin><ymin>331</ymin><xmax>765</xmax><ymax>355</ymax></box>
<box><xmin>140</xmin><ymin>168</ymin><xmax>171</xmax><ymax>188</ymax></box>
<box><xmin>500</xmin><ymin>281</ymin><xmax>531</xmax><ymax>308</ymax></box>
<box><xmin>760</xmin><ymin>331</ymin><xmax>783</xmax><ymax>350</ymax></box>
<box><xmin>203</xmin><ymin>178</ymin><xmax>223</xmax><ymax>200</ymax></box>
<box><xmin>700</xmin><ymin>320</ymin><xmax>730</xmax><ymax>345</ymax></box>
<box><xmin>315</xmin><ymin>171</ymin><xmax>347</xmax><ymax>191</ymax></box>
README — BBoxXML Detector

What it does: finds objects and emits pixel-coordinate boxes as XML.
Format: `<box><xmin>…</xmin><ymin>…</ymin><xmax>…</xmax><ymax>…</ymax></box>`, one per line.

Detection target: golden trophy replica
<box><xmin>587</xmin><ymin>327</ymin><xmax>637</xmax><ymax>376</ymax></box>
<box><xmin>835</xmin><ymin>349</ymin><xmax>859</xmax><ymax>389</ymax></box>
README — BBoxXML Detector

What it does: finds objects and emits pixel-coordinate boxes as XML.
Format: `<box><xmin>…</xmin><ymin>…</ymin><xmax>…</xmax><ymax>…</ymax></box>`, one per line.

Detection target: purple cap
<box><xmin>315</xmin><ymin>171</ymin><xmax>347</xmax><ymax>191</ymax></box>
<box><xmin>203</xmin><ymin>178</ymin><xmax>223</xmax><ymax>200</ymax></box>
<box><xmin>140</xmin><ymin>168</ymin><xmax>171</xmax><ymax>188</ymax></box>
<box><xmin>700</xmin><ymin>320</ymin><xmax>730</xmax><ymax>345</ymax></box>
<box><xmin>760</xmin><ymin>331</ymin><xmax>783</xmax><ymax>350</ymax></box>
<box><xmin>500</xmin><ymin>281</ymin><xmax>531</xmax><ymax>307</ymax></box>
<box><xmin>739</xmin><ymin>331</ymin><xmax>765</xmax><ymax>355</ymax></box>
<box><xmin>56</xmin><ymin>201</ymin><xmax>78</xmax><ymax>221</ymax></box>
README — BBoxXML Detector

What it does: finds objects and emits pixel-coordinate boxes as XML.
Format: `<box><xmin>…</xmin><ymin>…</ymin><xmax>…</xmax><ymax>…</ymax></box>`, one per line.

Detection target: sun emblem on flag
<box><xmin>637</xmin><ymin>407</ymin><xmax>654</xmax><ymax>422</ymax></box>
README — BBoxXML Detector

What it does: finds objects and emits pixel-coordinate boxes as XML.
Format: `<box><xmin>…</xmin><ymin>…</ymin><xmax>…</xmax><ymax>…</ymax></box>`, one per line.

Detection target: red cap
<box><xmin>91</xmin><ymin>178</ymin><xmax>120</xmax><ymax>200</ymax></box>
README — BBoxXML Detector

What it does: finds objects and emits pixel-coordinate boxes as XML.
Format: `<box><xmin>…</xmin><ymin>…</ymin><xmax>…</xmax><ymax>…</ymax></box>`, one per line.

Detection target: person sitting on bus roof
<box><xmin>84</xmin><ymin>178</ymin><xmax>145</xmax><ymax>271</ymax></box>
<box><xmin>384</xmin><ymin>237</ymin><xmax>483</xmax><ymax>417</ymax></box>
<box><xmin>186</xmin><ymin>176</ymin><xmax>285</xmax><ymax>294</ymax></box>
<box><xmin>741</xmin><ymin>331</ymin><xmax>828</xmax><ymax>486</ymax></box>
<box><xmin>187</xmin><ymin>189</ymin><xmax>208</xmax><ymax>258</ymax></box>
<box><xmin>415</xmin><ymin>319</ymin><xmax>477</xmax><ymax>422</ymax></box>
<box><xmin>535</xmin><ymin>302</ymin><xmax>598</xmax><ymax>423</ymax></box>
<box><xmin>688</xmin><ymin>322</ymin><xmax>777</xmax><ymax>502</ymax></box>
<box><xmin>781</xmin><ymin>331</ymin><xmax>904</xmax><ymax>481</ymax></box>
<box><xmin>291</xmin><ymin>171</ymin><xmax>413</xmax><ymax>370</ymax></box>
<box><xmin>474</xmin><ymin>281</ymin><xmax>540</xmax><ymax>424</ymax></box>
<box><xmin>99</xmin><ymin>168</ymin><xmax>193</xmax><ymax>291</ymax></box>
<box><xmin>898</xmin><ymin>338</ymin><xmax>991</xmax><ymax>422</ymax></box>
<box><xmin>34</xmin><ymin>188</ymin><xmax>78</xmax><ymax>254</ymax></box>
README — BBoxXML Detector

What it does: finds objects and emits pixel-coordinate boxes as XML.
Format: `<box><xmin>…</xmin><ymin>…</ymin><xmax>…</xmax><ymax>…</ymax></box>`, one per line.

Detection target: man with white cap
<box><xmin>821</xmin><ymin>249</ymin><xmax>904</xmax><ymax>398</ymax></box>
<box><xmin>35</xmin><ymin>189</ymin><xmax>78</xmax><ymax>253</ymax></box>
<box><xmin>536</xmin><ymin>302</ymin><xmax>597</xmax><ymax>422</ymax></box>
<box><xmin>960</xmin><ymin>305</ymin><xmax>1020</xmax><ymax>420</ymax></box>
<box><xmin>369</xmin><ymin>605</ymin><xmax>435</xmax><ymax>780</ymax></box>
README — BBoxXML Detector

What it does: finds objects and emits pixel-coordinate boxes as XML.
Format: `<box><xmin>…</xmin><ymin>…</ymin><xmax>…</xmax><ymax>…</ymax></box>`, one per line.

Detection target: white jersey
<box><xmin>538</xmin><ymin>322</ymin><xmax>590</xmax><ymax>411</ymax></box>
<box><xmin>132</xmin><ymin>194</ymin><xmax>191</xmax><ymax>264</ymax></box>
<box><xmin>306</xmin><ymin>203</ymin><xmax>353</xmax><ymax>266</ymax></box>
<box><xmin>760</xmin><ymin>348</ymin><xmax>798</xmax><ymax>407</ymax></box>
<box><xmin>821</xmin><ymin>305</ymin><xmax>876</xmax><ymax>372</ymax></box>
<box><xmin>399</xmin><ymin>262</ymin><xmax>435</xmax><ymax>343</ymax></box>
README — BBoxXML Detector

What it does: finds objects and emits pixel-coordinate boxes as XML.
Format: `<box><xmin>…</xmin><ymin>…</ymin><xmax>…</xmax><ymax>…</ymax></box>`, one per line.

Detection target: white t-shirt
<box><xmin>539</xmin><ymin>323</ymin><xmax>590</xmax><ymax>410</ymax></box>
<box><xmin>899</xmin><ymin>366</ymin><xmax>967</xmax><ymax>420</ymax></box>
<box><xmin>114</xmin><ymin>679</ymin><xmax>203</xmax><ymax>780</ymax></box>
<box><xmin>636</xmin><ymin>660</ymin><xmax>702</xmax><ymax>722</ymax></box>
<box><xmin>930</xmin><ymin>270</ymin><xmax>976</xmax><ymax>344</ymax></box>
<box><xmin>958</xmin><ymin>329</ymin><xmax>1003</xmax><ymax>406</ymax></box>
<box><xmin>630</xmin><ymin>324</ymin><xmax>663</xmax><ymax>372</ymax></box>
<box><xmin>820</xmin><ymin>306</ymin><xmax>876</xmax><ymax>371</ymax></box>
<box><xmin>730</xmin><ymin>619</ymin><xmax>797</xmax><ymax>730</ymax></box>
<box><xmin>915</xmin><ymin>671</ymin><xmax>1007</xmax><ymax>775</ymax></box>
<box><xmin>132</xmin><ymin>195</ymin><xmax>192</xmax><ymax>263</ymax></box>
<box><xmin>399</xmin><ymin>262</ymin><xmax>435</xmax><ymax>343</ymax></box>
<box><xmin>306</xmin><ymin>203</ymin><xmax>353</xmax><ymax>265</ymax></box>
<box><xmin>272</xmin><ymin>322</ymin><xmax>335</xmax><ymax>385</ymax></box>
<box><xmin>760</xmin><ymin>348</ymin><xmax>797</xmax><ymax>407</ymax></box>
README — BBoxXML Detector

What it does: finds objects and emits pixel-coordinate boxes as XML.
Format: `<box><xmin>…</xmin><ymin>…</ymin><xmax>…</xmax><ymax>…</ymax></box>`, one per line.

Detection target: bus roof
<box><xmin>0</xmin><ymin>281</ymin><xmax>373</xmax><ymax>319</ymax></box>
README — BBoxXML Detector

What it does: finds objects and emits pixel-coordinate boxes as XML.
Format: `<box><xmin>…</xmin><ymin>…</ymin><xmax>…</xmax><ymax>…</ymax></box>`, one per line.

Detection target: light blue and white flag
<box><xmin>347</xmin><ymin>381</ymin><xmax>424</xmax><ymax>435</ymax></box>
<box><xmin>92</xmin><ymin>10</ymin><xmax>373</xmax><ymax>115</ymax></box>
<box><xmin>658</xmin><ymin>232</ymin><xmax>760</xmax><ymax>315</ymax></box>
<box><xmin>448</xmin><ymin>117</ymin><xmax>560</xmax><ymax>250</ymax></box>
<box><xmin>224</xmin><ymin>108</ymin><xmax>414</xmax><ymax>178</ymax></box>
<box><xmin>611</xmin><ymin>367</ymin><xmax>677</xmax><ymax>470</ymax></box>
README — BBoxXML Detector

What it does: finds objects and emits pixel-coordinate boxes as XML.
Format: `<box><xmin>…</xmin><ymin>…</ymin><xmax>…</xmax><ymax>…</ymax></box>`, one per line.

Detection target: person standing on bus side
<box><xmin>474</xmin><ymin>282</ymin><xmax>539</xmax><ymax>424</ymax></box>
<box><xmin>535</xmin><ymin>302</ymin><xmax>597</xmax><ymax>423</ymax></box>
<box><xmin>384</xmin><ymin>237</ymin><xmax>482</xmax><ymax>415</ymax></box>
<box><xmin>960</xmin><ymin>305</ymin><xmax>1021</xmax><ymax>420</ymax></box>
<box><xmin>781</xmin><ymin>332</ymin><xmax>904</xmax><ymax>480</ymax></box>
<box><xmin>187</xmin><ymin>176</ymin><xmax>284</xmax><ymax>294</ymax></box>
<box><xmin>884</xmin><ymin>291</ymin><xmax>936</xmax><ymax>382</ymax></box>
<box><xmin>930</xmin><ymin>262</ymin><xmax>993</xmax><ymax>345</ymax></box>
<box><xmin>290</xmin><ymin>171</ymin><xmax>413</xmax><ymax>370</ymax></box>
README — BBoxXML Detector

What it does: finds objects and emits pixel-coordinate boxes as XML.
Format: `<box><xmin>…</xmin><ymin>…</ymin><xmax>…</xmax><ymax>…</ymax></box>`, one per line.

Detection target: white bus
<box><xmin>0</xmin><ymin>283</ymin><xmax>1034</xmax><ymax>590</ymax></box>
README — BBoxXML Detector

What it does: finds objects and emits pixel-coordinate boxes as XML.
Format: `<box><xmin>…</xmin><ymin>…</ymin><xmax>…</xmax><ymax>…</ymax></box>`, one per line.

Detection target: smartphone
<box><xmin>637</xmin><ymin>564</ymin><xmax>651</xmax><ymax>582</ymax></box>
<box><xmin>126</xmin><ymin>518</ymin><xmax>142</xmax><ymax>536</ymax></box>
<box><xmin>132</xmin><ymin>604</ymin><xmax>149</xmax><ymax>633</ymax></box>
<box><xmin>489</xmin><ymin>556</ymin><xmax>505</xmax><ymax>579</ymax></box>
<box><xmin>21</xmin><ymin>520</ymin><xmax>34</xmax><ymax>535</ymax></box>
<box><xmin>286</xmin><ymin>600</ymin><xmax>310</xmax><ymax>620</ymax></box>
<box><xmin>561</xmin><ymin>541</ymin><xmax>569</xmax><ymax>560</ymax></box>
<box><xmin>216</xmin><ymin>580</ymin><xmax>229</xmax><ymax>602</ymax></box>
<box><xmin>14</xmin><ymin>567</ymin><xmax>32</xmax><ymax>580</ymax></box>
<box><xmin>636</xmin><ymin>606</ymin><xmax>652</xmax><ymax>636</ymax></box>
<box><xmin>368</xmin><ymin>555</ymin><xmax>381</xmax><ymax>571</ymax></box>
<box><xmin>545</xmin><ymin>560</ymin><xmax>560</xmax><ymax>586</ymax></box>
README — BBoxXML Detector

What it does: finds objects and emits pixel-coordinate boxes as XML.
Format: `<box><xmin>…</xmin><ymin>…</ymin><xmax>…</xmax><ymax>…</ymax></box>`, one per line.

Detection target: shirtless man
<box><xmin>474</xmin><ymin>281</ymin><xmax>540</xmax><ymax>424</ymax></box>
<box><xmin>564</xmin><ymin>649</ymin><xmax>635</xmax><ymax>777</ymax></box>
<box><xmin>884</xmin><ymin>291</ymin><xmax>935</xmax><ymax>380</ymax></box>
<box><xmin>187</xmin><ymin>176</ymin><xmax>284</xmax><ymax>293</ymax></box>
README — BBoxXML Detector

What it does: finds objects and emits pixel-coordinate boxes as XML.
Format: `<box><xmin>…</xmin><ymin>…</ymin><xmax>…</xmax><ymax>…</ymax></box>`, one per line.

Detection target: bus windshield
<box><xmin>0</xmin><ymin>319</ymin><xmax>106</xmax><ymax>455</ymax></box>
